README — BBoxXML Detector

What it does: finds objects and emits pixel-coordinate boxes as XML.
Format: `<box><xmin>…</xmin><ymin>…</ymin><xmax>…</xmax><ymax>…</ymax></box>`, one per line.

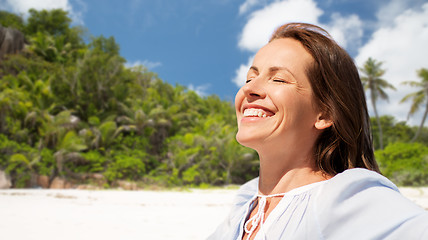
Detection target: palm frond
<box><xmin>400</xmin><ymin>91</ymin><xmax>421</xmax><ymax>103</ymax></box>
<box><xmin>408</xmin><ymin>93</ymin><xmax>425</xmax><ymax>116</ymax></box>
<box><xmin>402</xmin><ymin>80</ymin><xmax>423</xmax><ymax>88</ymax></box>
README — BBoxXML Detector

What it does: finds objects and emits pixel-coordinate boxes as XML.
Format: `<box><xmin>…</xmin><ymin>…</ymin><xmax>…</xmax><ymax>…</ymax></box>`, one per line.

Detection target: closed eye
<box><xmin>273</xmin><ymin>79</ymin><xmax>287</xmax><ymax>83</ymax></box>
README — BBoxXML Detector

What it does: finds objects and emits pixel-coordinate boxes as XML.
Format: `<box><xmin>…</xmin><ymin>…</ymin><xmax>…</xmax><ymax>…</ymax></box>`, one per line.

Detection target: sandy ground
<box><xmin>0</xmin><ymin>187</ymin><xmax>427</xmax><ymax>240</ymax></box>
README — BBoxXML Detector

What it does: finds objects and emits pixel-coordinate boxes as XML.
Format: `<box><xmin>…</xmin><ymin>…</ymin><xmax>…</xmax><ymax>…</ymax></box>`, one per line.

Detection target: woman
<box><xmin>209</xmin><ymin>23</ymin><xmax>428</xmax><ymax>240</ymax></box>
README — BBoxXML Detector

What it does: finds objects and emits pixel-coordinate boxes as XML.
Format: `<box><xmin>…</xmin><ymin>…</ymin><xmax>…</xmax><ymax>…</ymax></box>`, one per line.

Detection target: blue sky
<box><xmin>1</xmin><ymin>0</ymin><xmax>428</xmax><ymax>125</ymax></box>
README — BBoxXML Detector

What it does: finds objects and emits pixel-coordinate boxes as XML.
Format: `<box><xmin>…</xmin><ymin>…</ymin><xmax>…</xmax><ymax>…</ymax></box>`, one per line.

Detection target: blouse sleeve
<box><xmin>314</xmin><ymin>168</ymin><xmax>428</xmax><ymax>240</ymax></box>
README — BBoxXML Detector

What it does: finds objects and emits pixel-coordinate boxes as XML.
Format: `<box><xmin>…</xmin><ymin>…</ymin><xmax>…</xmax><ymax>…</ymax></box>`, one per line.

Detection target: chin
<box><xmin>235</xmin><ymin>132</ymin><xmax>262</xmax><ymax>149</ymax></box>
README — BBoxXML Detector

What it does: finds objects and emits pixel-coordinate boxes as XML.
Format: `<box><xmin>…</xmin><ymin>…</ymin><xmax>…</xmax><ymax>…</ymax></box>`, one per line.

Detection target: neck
<box><xmin>257</xmin><ymin>148</ymin><xmax>329</xmax><ymax>195</ymax></box>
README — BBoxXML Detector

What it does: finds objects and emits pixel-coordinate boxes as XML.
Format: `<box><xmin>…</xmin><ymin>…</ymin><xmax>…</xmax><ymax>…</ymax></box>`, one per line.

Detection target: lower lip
<box><xmin>241</xmin><ymin>116</ymin><xmax>271</xmax><ymax>123</ymax></box>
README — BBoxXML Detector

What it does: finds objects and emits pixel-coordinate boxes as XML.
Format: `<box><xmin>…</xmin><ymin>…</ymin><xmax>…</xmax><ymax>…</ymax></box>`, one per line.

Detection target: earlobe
<box><xmin>315</xmin><ymin>113</ymin><xmax>333</xmax><ymax>130</ymax></box>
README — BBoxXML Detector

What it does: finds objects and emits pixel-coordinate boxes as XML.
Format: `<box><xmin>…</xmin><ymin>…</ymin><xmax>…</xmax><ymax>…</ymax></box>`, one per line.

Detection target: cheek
<box><xmin>275</xmin><ymin>91</ymin><xmax>316</xmax><ymax>122</ymax></box>
<box><xmin>234</xmin><ymin>89</ymin><xmax>244</xmax><ymax>113</ymax></box>
<box><xmin>292</xmin><ymin>97</ymin><xmax>319</xmax><ymax>126</ymax></box>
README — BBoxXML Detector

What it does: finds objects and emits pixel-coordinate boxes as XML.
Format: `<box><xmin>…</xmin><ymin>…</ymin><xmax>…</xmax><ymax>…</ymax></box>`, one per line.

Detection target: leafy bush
<box><xmin>2</xmin><ymin>9</ymin><xmax>427</xmax><ymax>188</ymax></box>
<box><xmin>76</xmin><ymin>150</ymin><xmax>106</xmax><ymax>173</ymax></box>
<box><xmin>0</xmin><ymin>134</ymin><xmax>39</xmax><ymax>187</ymax></box>
<box><xmin>37</xmin><ymin>148</ymin><xmax>54</xmax><ymax>176</ymax></box>
<box><xmin>104</xmin><ymin>150</ymin><xmax>146</xmax><ymax>182</ymax></box>
<box><xmin>6</xmin><ymin>153</ymin><xmax>33</xmax><ymax>187</ymax></box>
<box><xmin>375</xmin><ymin>142</ymin><xmax>428</xmax><ymax>186</ymax></box>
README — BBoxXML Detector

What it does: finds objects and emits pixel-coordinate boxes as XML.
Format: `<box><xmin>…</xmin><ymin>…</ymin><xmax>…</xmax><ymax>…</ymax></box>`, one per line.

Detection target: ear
<box><xmin>315</xmin><ymin>112</ymin><xmax>333</xmax><ymax>130</ymax></box>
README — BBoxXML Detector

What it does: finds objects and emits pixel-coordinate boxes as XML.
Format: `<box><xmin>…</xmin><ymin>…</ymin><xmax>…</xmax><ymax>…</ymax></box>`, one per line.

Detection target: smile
<box><xmin>243</xmin><ymin>108</ymin><xmax>274</xmax><ymax>118</ymax></box>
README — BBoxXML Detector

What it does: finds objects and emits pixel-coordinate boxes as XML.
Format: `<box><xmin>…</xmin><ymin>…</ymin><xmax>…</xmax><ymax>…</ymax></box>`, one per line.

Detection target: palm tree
<box><xmin>400</xmin><ymin>68</ymin><xmax>428</xmax><ymax>142</ymax></box>
<box><xmin>360</xmin><ymin>57</ymin><xmax>396</xmax><ymax>149</ymax></box>
<box><xmin>54</xmin><ymin>130</ymin><xmax>87</xmax><ymax>178</ymax></box>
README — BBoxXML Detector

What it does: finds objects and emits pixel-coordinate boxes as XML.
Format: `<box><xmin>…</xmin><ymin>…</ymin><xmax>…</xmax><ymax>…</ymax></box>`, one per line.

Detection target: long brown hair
<box><xmin>270</xmin><ymin>23</ymin><xmax>380</xmax><ymax>175</ymax></box>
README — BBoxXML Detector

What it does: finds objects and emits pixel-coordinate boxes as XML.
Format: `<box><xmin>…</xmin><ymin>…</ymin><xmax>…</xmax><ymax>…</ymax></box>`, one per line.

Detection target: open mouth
<box><xmin>243</xmin><ymin>108</ymin><xmax>274</xmax><ymax>118</ymax></box>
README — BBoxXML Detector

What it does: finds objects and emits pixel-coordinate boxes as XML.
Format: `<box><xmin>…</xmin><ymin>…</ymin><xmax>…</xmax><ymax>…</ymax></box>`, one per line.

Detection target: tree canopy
<box><xmin>0</xmin><ymin>9</ymin><xmax>257</xmax><ymax>188</ymax></box>
<box><xmin>0</xmin><ymin>9</ymin><xmax>427</xmax><ymax>188</ymax></box>
<box><xmin>401</xmin><ymin>68</ymin><xmax>428</xmax><ymax>142</ymax></box>
<box><xmin>360</xmin><ymin>57</ymin><xmax>396</xmax><ymax>149</ymax></box>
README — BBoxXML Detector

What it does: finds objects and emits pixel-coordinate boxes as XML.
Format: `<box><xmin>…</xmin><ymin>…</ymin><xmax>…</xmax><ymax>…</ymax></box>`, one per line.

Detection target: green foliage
<box><xmin>28</xmin><ymin>32</ymin><xmax>73</xmax><ymax>63</ymax></box>
<box><xmin>105</xmin><ymin>151</ymin><xmax>146</xmax><ymax>182</ymax></box>
<box><xmin>370</xmin><ymin>116</ymin><xmax>413</xmax><ymax>150</ymax></box>
<box><xmin>22</xmin><ymin>8</ymin><xmax>85</xmax><ymax>63</ymax></box>
<box><xmin>360</xmin><ymin>57</ymin><xmax>396</xmax><ymax>150</ymax></box>
<box><xmin>6</xmin><ymin>153</ymin><xmax>32</xmax><ymax>187</ymax></box>
<box><xmin>98</xmin><ymin>121</ymin><xmax>117</xmax><ymax>147</ymax></box>
<box><xmin>0</xmin><ymin>134</ymin><xmax>38</xmax><ymax>187</ymax></box>
<box><xmin>88</xmin><ymin>116</ymin><xmax>100</xmax><ymax>126</ymax></box>
<box><xmin>89</xmin><ymin>35</ymin><xmax>121</xmax><ymax>58</ymax></box>
<box><xmin>401</xmin><ymin>68</ymin><xmax>428</xmax><ymax>142</ymax></box>
<box><xmin>76</xmin><ymin>150</ymin><xmax>106</xmax><ymax>173</ymax></box>
<box><xmin>1</xmin><ymin>8</ymin><xmax>427</xmax><ymax>188</ymax></box>
<box><xmin>182</xmin><ymin>164</ymin><xmax>201</xmax><ymax>184</ymax></box>
<box><xmin>25</xmin><ymin>8</ymin><xmax>71</xmax><ymax>36</ymax></box>
<box><xmin>0</xmin><ymin>51</ymin><xmax>54</xmax><ymax>78</ymax></box>
<box><xmin>375</xmin><ymin>142</ymin><xmax>428</xmax><ymax>186</ymax></box>
<box><xmin>0</xmin><ymin>11</ymin><xmax>24</xmax><ymax>31</ymax></box>
<box><xmin>37</xmin><ymin>148</ymin><xmax>54</xmax><ymax>176</ymax></box>
<box><xmin>57</xmin><ymin>130</ymin><xmax>87</xmax><ymax>152</ymax></box>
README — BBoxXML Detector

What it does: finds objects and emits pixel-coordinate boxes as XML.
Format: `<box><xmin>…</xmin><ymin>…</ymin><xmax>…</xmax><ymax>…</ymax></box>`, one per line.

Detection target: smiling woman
<box><xmin>208</xmin><ymin>23</ymin><xmax>428</xmax><ymax>240</ymax></box>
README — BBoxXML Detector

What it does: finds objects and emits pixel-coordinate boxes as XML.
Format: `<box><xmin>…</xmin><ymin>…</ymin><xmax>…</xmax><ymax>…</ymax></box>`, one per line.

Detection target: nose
<box><xmin>241</xmin><ymin>78</ymin><xmax>266</xmax><ymax>100</ymax></box>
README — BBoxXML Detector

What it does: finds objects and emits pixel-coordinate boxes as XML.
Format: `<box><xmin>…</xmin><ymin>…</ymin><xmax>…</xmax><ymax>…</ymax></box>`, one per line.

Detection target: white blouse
<box><xmin>208</xmin><ymin>168</ymin><xmax>428</xmax><ymax>240</ymax></box>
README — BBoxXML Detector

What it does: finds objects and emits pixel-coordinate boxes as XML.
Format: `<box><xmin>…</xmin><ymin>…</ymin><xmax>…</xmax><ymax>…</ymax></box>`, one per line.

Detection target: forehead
<box><xmin>252</xmin><ymin>38</ymin><xmax>313</xmax><ymax>72</ymax></box>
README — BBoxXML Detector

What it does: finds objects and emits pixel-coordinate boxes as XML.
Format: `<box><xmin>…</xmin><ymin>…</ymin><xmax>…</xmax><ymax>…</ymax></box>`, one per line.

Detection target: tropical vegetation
<box><xmin>401</xmin><ymin>68</ymin><xmax>428</xmax><ymax>142</ymax></box>
<box><xmin>360</xmin><ymin>57</ymin><xmax>396</xmax><ymax>150</ymax></box>
<box><xmin>0</xmin><ymin>9</ymin><xmax>427</xmax><ymax>188</ymax></box>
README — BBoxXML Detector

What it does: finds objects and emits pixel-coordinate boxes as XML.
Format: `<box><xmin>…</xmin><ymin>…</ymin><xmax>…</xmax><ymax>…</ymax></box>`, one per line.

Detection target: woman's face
<box><xmin>235</xmin><ymin>38</ymin><xmax>322</xmax><ymax>152</ymax></box>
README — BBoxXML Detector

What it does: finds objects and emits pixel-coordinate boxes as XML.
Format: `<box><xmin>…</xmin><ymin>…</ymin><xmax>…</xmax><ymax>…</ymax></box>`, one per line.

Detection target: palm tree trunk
<box><xmin>411</xmin><ymin>101</ymin><xmax>428</xmax><ymax>142</ymax></box>
<box><xmin>372</xmin><ymin>93</ymin><xmax>384</xmax><ymax>149</ymax></box>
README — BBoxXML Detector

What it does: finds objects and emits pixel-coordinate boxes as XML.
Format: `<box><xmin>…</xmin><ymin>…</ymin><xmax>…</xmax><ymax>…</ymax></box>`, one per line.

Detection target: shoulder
<box><xmin>234</xmin><ymin>177</ymin><xmax>258</xmax><ymax>205</ymax></box>
<box><xmin>314</xmin><ymin>168</ymin><xmax>428</xmax><ymax>239</ymax></box>
<box><xmin>323</xmin><ymin>168</ymin><xmax>398</xmax><ymax>193</ymax></box>
<box><xmin>315</xmin><ymin>168</ymin><xmax>401</xmax><ymax>212</ymax></box>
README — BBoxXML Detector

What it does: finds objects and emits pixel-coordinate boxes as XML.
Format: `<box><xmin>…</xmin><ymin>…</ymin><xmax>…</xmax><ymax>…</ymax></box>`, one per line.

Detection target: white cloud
<box><xmin>3</xmin><ymin>0</ymin><xmax>71</xmax><ymax>13</ymax></box>
<box><xmin>232</xmin><ymin>55</ymin><xmax>255</xmax><ymax>87</ymax></box>
<box><xmin>326</xmin><ymin>13</ymin><xmax>363</xmax><ymax>51</ymax></box>
<box><xmin>233</xmin><ymin>0</ymin><xmax>324</xmax><ymax>87</ymax></box>
<box><xmin>125</xmin><ymin>60</ymin><xmax>162</xmax><ymax>70</ymax></box>
<box><xmin>376</xmin><ymin>0</ymin><xmax>411</xmax><ymax>28</ymax></box>
<box><xmin>239</xmin><ymin>0</ymin><xmax>264</xmax><ymax>15</ymax></box>
<box><xmin>355</xmin><ymin>3</ymin><xmax>428</xmax><ymax>125</ymax></box>
<box><xmin>232</xmin><ymin>0</ymin><xmax>428</xmax><ymax>127</ymax></box>
<box><xmin>188</xmin><ymin>84</ymin><xmax>210</xmax><ymax>97</ymax></box>
<box><xmin>238</xmin><ymin>0</ymin><xmax>323</xmax><ymax>52</ymax></box>
<box><xmin>233</xmin><ymin>0</ymin><xmax>366</xmax><ymax>87</ymax></box>
<box><xmin>0</xmin><ymin>0</ymin><xmax>84</xmax><ymax>24</ymax></box>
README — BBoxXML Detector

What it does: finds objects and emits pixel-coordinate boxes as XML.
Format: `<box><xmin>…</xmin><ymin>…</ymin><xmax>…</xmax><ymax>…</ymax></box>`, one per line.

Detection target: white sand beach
<box><xmin>0</xmin><ymin>187</ymin><xmax>427</xmax><ymax>240</ymax></box>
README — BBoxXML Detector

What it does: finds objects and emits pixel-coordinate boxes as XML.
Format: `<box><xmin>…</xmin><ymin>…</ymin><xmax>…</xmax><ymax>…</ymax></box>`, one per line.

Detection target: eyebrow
<box><xmin>249</xmin><ymin>66</ymin><xmax>259</xmax><ymax>74</ymax></box>
<box><xmin>249</xmin><ymin>66</ymin><xmax>296</xmax><ymax>78</ymax></box>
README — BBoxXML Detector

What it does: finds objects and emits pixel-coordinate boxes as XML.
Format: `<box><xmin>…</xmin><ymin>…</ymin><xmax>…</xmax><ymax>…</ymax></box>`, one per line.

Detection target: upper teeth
<box><xmin>243</xmin><ymin>108</ymin><xmax>269</xmax><ymax>117</ymax></box>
